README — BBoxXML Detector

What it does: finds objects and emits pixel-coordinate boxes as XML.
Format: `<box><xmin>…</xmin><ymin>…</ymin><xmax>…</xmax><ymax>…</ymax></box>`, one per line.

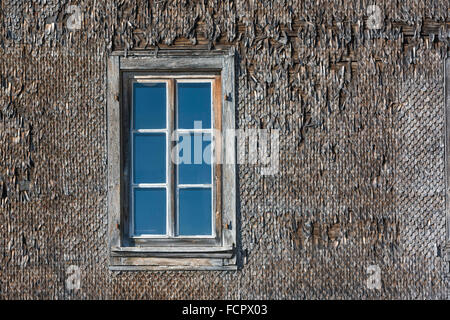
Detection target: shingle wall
<box><xmin>0</xmin><ymin>0</ymin><xmax>449</xmax><ymax>299</ymax></box>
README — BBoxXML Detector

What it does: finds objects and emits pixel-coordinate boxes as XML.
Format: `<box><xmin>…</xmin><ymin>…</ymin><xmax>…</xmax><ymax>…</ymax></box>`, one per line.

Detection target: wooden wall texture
<box><xmin>0</xmin><ymin>0</ymin><xmax>449</xmax><ymax>298</ymax></box>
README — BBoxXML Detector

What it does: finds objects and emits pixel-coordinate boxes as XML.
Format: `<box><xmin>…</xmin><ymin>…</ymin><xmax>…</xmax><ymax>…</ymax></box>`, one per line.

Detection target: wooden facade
<box><xmin>0</xmin><ymin>0</ymin><xmax>449</xmax><ymax>298</ymax></box>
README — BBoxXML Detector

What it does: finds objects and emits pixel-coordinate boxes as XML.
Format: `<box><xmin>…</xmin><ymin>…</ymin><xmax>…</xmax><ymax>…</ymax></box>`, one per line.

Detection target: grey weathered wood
<box><xmin>109</xmin><ymin>257</ymin><xmax>237</xmax><ymax>271</ymax></box>
<box><xmin>132</xmin><ymin>236</ymin><xmax>220</xmax><ymax>246</ymax></box>
<box><xmin>120</xmin><ymin>56</ymin><xmax>223</xmax><ymax>71</ymax></box>
<box><xmin>107</xmin><ymin>55</ymin><xmax>121</xmax><ymax>251</ymax></box>
<box><xmin>111</xmin><ymin>49</ymin><xmax>230</xmax><ymax>57</ymax></box>
<box><xmin>121</xmin><ymin>72</ymin><xmax>133</xmax><ymax>246</ymax></box>
<box><xmin>121</xmin><ymin>72</ymin><xmax>220</xmax><ymax>79</ymax></box>
<box><xmin>222</xmin><ymin>54</ymin><xmax>237</xmax><ymax>250</ymax></box>
<box><xmin>112</xmin><ymin>245</ymin><xmax>233</xmax><ymax>253</ymax></box>
<box><xmin>111</xmin><ymin>256</ymin><xmax>224</xmax><ymax>267</ymax></box>
<box><xmin>110</xmin><ymin>266</ymin><xmax>238</xmax><ymax>271</ymax></box>
<box><xmin>445</xmin><ymin>245</ymin><xmax>450</xmax><ymax>261</ymax></box>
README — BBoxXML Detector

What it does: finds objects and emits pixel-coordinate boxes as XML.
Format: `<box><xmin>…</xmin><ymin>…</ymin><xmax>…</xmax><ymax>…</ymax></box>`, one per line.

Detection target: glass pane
<box><xmin>178</xmin><ymin>188</ymin><xmax>212</xmax><ymax>236</ymax></box>
<box><xmin>177</xmin><ymin>82</ymin><xmax>211</xmax><ymax>129</ymax></box>
<box><xmin>177</xmin><ymin>133</ymin><xmax>211</xmax><ymax>185</ymax></box>
<box><xmin>134</xmin><ymin>188</ymin><xmax>166</xmax><ymax>235</ymax></box>
<box><xmin>133</xmin><ymin>133</ymin><xmax>166</xmax><ymax>184</ymax></box>
<box><xmin>133</xmin><ymin>82</ymin><xmax>166</xmax><ymax>129</ymax></box>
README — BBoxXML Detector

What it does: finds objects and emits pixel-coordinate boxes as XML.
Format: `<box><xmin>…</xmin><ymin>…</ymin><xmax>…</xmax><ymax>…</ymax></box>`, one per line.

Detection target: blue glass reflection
<box><xmin>178</xmin><ymin>188</ymin><xmax>212</xmax><ymax>236</ymax></box>
<box><xmin>133</xmin><ymin>82</ymin><xmax>166</xmax><ymax>129</ymax></box>
<box><xmin>177</xmin><ymin>82</ymin><xmax>211</xmax><ymax>129</ymax></box>
<box><xmin>177</xmin><ymin>133</ymin><xmax>211</xmax><ymax>185</ymax></box>
<box><xmin>134</xmin><ymin>188</ymin><xmax>166</xmax><ymax>235</ymax></box>
<box><xmin>133</xmin><ymin>133</ymin><xmax>166</xmax><ymax>183</ymax></box>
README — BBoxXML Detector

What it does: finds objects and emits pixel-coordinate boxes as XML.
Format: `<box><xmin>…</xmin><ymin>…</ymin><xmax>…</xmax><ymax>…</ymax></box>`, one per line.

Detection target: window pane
<box><xmin>178</xmin><ymin>133</ymin><xmax>211</xmax><ymax>185</ymax></box>
<box><xmin>134</xmin><ymin>188</ymin><xmax>166</xmax><ymax>235</ymax></box>
<box><xmin>133</xmin><ymin>82</ymin><xmax>166</xmax><ymax>129</ymax></box>
<box><xmin>133</xmin><ymin>133</ymin><xmax>166</xmax><ymax>184</ymax></box>
<box><xmin>177</xmin><ymin>82</ymin><xmax>211</xmax><ymax>129</ymax></box>
<box><xmin>178</xmin><ymin>188</ymin><xmax>212</xmax><ymax>236</ymax></box>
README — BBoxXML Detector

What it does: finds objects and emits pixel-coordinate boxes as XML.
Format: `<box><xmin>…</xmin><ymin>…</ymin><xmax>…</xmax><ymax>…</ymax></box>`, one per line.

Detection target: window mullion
<box><xmin>168</xmin><ymin>79</ymin><xmax>176</xmax><ymax>237</ymax></box>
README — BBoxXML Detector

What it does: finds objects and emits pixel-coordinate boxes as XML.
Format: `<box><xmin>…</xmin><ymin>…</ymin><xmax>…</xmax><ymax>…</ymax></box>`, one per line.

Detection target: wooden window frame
<box><xmin>107</xmin><ymin>51</ymin><xmax>237</xmax><ymax>271</ymax></box>
<box><xmin>125</xmin><ymin>75</ymin><xmax>220</xmax><ymax>245</ymax></box>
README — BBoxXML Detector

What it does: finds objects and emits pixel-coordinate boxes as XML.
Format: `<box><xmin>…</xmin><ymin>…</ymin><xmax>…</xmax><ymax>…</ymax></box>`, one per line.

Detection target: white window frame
<box><xmin>130</xmin><ymin>79</ymin><xmax>171</xmax><ymax>239</ymax></box>
<box><xmin>130</xmin><ymin>78</ymin><xmax>216</xmax><ymax>240</ymax></box>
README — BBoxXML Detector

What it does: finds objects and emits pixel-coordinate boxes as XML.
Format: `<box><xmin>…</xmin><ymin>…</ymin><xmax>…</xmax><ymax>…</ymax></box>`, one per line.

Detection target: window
<box><xmin>130</xmin><ymin>79</ymin><xmax>216</xmax><ymax>239</ymax></box>
<box><xmin>107</xmin><ymin>51</ymin><xmax>237</xmax><ymax>270</ymax></box>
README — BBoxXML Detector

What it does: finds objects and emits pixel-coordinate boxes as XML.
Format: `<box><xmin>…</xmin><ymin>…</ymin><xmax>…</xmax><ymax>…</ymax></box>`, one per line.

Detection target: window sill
<box><xmin>109</xmin><ymin>264</ymin><xmax>238</xmax><ymax>271</ymax></box>
<box><xmin>111</xmin><ymin>245</ymin><xmax>234</xmax><ymax>258</ymax></box>
<box><xmin>109</xmin><ymin>245</ymin><xmax>236</xmax><ymax>271</ymax></box>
